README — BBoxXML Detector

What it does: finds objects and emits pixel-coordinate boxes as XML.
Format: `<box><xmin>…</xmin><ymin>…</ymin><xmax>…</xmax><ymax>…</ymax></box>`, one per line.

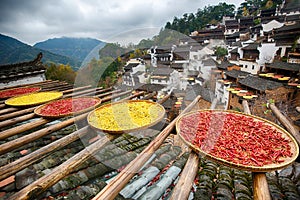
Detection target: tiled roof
<box><xmin>134</xmin><ymin>83</ymin><xmax>165</xmax><ymax>92</ymax></box>
<box><xmin>152</xmin><ymin>66</ymin><xmax>174</xmax><ymax>76</ymax></box>
<box><xmin>186</xmin><ymin>84</ymin><xmax>213</xmax><ymax>102</ymax></box>
<box><xmin>238</xmin><ymin>75</ymin><xmax>283</xmax><ymax>91</ymax></box>
<box><xmin>274</xmin><ymin>22</ymin><xmax>300</xmax><ymax>32</ymax></box>
<box><xmin>242</xmin><ymin>43</ymin><xmax>260</xmax><ymax>50</ymax></box>
<box><xmin>0</xmin><ymin>53</ymin><xmax>46</xmax><ymax>78</ymax></box>
<box><xmin>265</xmin><ymin>61</ymin><xmax>300</xmax><ymax>72</ymax></box>
<box><xmin>218</xmin><ymin>61</ymin><xmax>234</xmax><ymax>70</ymax></box>
<box><xmin>225</xmin><ymin>69</ymin><xmax>250</xmax><ymax>79</ymax></box>
<box><xmin>231</xmin><ymin>41</ymin><xmax>242</xmax><ymax>47</ymax></box>
<box><xmin>202</xmin><ymin>58</ymin><xmax>217</xmax><ymax>67</ymax></box>
<box><xmin>124</xmin><ymin>63</ymin><xmax>139</xmax><ymax>71</ymax></box>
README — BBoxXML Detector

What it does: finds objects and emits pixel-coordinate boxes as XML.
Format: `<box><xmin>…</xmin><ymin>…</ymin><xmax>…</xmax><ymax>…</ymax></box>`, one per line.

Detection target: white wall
<box><xmin>257</xmin><ymin>43</ymin><xmax>279</xmax><ymax>66</ymax></box>
<box><xmin>0</xmin><ymin>73</ymin><xmax>46</xmax><ymax>88</ymax></box>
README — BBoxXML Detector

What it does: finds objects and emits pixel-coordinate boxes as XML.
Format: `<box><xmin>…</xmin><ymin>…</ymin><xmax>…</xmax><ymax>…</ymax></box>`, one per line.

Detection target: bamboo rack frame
<box><xmin>0</xmin><ymin>80</ymin><xmax>297</xmax><ymax>200</ymax></box>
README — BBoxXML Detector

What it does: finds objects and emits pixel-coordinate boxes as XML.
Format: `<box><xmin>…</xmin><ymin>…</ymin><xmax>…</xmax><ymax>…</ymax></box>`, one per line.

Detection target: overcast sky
<box><xmin>0</xmin><ymin>0</ymin><xmax>244</xmax><ymax>45</ymax></box>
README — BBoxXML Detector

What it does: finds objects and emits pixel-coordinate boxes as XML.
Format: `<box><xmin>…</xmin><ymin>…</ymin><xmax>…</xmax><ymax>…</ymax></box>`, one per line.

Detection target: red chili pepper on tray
<box><xmin>179</xmin><ymin>110</ymin><xmax>293</xmax><ymax>167</ymax></box>
<box><xmin>39</xmin><ymin>98</ymin><xmax>99</xmax><ymax>116</ymax></box>
<box><xmin>0</xmin><ymin>87</ymin><xmax>40</xmax><ymax>98</ymax></box>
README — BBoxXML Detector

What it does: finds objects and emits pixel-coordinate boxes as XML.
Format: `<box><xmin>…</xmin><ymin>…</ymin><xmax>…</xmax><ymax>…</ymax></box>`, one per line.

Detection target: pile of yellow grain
<box><xmin>5</xmin><ymin>91</ymin><xmax>63</xmax><ymax>106</ymax></box>
<box><xmin>88</xmin><ymin>101</ymin><xmax>164</xmax><ymax>132</ymax></box>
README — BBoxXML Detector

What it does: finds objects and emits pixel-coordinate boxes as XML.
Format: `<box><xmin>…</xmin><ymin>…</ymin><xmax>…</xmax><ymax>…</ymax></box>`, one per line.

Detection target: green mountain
<box><xmin>34</xmin><ymin>37</ymin><xmax>105</xmax><ymax>65</ymax></box>
<box><xmin>0</xmin><ymin>34</ymin><xmax>81</xmax><ymax>70</ymax></box>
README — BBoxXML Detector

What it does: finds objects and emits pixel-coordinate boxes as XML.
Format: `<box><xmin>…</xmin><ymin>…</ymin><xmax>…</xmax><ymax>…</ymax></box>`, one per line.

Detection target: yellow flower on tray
<box><xmin>5</xmin><ymin>91</ymin><xmax>63</xmax><ymax>106</ymax></box>
<box><xmin>88</xmin><ymin>100</ymin><xmax>165</xmax><ymax>134</ymax></box>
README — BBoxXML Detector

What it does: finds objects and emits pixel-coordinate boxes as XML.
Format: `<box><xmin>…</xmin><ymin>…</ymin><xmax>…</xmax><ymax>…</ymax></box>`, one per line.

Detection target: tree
<box><xmin>165</xmin><ymin>3</ymin><xmax>235</xmax><ymax>34</ymax></box>
<box><xmin>215</xmin><ymin>46</ymin><xmax>228</xmax><ymax>60</ymax></box>
<box><xmin>45</xmin><ymin>63</ymin><xmax>76</xmax><ymax>84</ymax></box>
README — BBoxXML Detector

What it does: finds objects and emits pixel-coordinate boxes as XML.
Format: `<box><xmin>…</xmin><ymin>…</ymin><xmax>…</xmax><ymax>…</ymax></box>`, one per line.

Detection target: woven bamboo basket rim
<box><xmin>88</xmin><ymin>100</ymin><xmax>166</xmax><ymax>134</ymax></box>
<box><xmin>5</xmin><ymin>91</ymin><xmax>63</xmax><ymax>107</ymax></box>
<box><xmin>0</xmin><ymin>86</ymin><xmax>41</xmax><ymax>99</ymax></box>
<box><xmin>34</xmin><ymin>96</ymin><xmax>102</xmax><ymax>119</ymax></box>
<box><xmin>176</xmin><ymin>109</ymin><xmax>299</xmax><ymax>172</ymax></box>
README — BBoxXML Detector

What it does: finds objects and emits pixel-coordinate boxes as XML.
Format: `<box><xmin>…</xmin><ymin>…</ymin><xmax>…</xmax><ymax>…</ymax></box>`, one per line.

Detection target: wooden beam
<box><xmin>61</xmin><ymin>85</ymin><xmax>92</xmax><ymax>94</ymax></box>
<box><xmin>0</xmin><ymin>126</ymin><xmax>89</xmax><ymax>181</ymax></box>
<box><xmin>142</xmin><ymin>92</ymin><xmax>156</xmax><ymax>100</ymax></box>
<box><xmin>0</xmin><ymin>107</ymin><xmax>36</xmax><ymax>121</ymax></box>
<box><xmin>0</xmin><ymin>118</ymin><xmax>52</xmax><ymax>141</ymax></box>
<box><xmin>10</xmin><ymin>133</ymin><xmax>116</xmax><ymax>200</ymax></box>
<box><xmin>157</xmin><ymin>94</ymin><xmax>171</xmax><ymax>104</ymax></box>
<box><xmin>170</xmin><ymin>152</ymin><xmax>199</xmax><ymax>200</ymax></box>
<box><xmin>92</xmin><ymin>95</ymin><xmax>201</xmax><ymax>200</ymax></box>
<box><xmin>120</xmin><ymin>91</ymin><xmax>145</xmax><ymax>101</ymax></box>
<box><xmin>269</xmin><ymin>103</ymin><xmax>300</xmax><ymax>145</ymax></box>
<box><xmin>242</xmin><ymin>100</ymin><xmax>271</xmax><ymax>200</ymax></box>
<box><xmin>0</xmin><ymin>114</ymin><xmax>87</xmax><ymax>155</ymax></box>
<box><xmin>0</xmin><ymin>113</ymin><xmax>36</xmax><ymax>129</ymax></box>
<box><xmin>0</xmin><ymin>107</ymin><xmax>19</xmax><ymax>115</ymax></box>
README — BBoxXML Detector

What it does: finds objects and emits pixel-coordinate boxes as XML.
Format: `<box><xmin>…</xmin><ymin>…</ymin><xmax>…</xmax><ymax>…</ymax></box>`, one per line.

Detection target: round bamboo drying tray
<box><xmin>34</xmin><ymin>96</ymin><xmax>101</xmax><ymax>118</ymax></box>
<box><xmin>0</xmin><ymin>86</ymin><xmax>41</xmax><ymax>99</ymax></box>
<box><xmin>5</xmin><ymin>91</ymin><xmax>63</xmax><ymax>107</ymax></box>
<box><xmin>176</xmin><ymin>109</ymin><xmax>299</xmax><ymax>172</ymax></box>
<box><xmin>88</xmin><ymin>100</ymin><xmax>165</xmax><ymax>134</ymax></box>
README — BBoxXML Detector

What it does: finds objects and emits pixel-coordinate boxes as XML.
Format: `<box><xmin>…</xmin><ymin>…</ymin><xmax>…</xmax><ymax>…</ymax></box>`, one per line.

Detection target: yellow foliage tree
<box><xmin>45</xmin><ymin>63</ymin><xmax>77</xmax><ymax>84</ymax></box>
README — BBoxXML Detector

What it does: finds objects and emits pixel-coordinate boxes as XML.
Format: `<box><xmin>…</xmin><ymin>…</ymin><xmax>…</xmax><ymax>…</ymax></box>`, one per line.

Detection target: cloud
<box><xmin>0</xmin><ymin>0</ymin><xmax>243</xmax><ymax>45</ymax></box>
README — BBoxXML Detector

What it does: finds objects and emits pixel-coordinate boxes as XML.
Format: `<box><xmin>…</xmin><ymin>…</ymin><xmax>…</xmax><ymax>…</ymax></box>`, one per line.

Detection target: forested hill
<box><xmin>0</xmin><ymin>34</ymin><xmax>81</xmax><ymax>69</ymax></box>
<box><xmin>164</xmin><ymin>1</ymin><xmax>284</xmax><ymax>34</ymax></box>
<box><xmin>34</xmin><ymin>37</ymin><xmax>105</xmax><ymax>64</ymax></box>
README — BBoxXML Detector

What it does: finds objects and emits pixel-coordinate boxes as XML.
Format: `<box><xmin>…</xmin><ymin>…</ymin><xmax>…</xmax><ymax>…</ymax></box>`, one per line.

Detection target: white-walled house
<box><xmin>122</xmin><ymin>59</ymin><xmax>146</xmax><ymax>87</ymax></box>
<box><xmin>150</xmin><ymin>66</ymin><xmax>180</xmax><ymax>89</ymax></box>
<box><xmin>199</xmin><ymin>58</ymin><xmax>217</xmax><ymax>80</ymax></box>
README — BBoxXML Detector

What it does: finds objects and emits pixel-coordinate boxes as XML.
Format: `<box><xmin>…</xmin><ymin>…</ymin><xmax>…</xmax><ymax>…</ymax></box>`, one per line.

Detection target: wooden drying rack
<box><xmin>0</xmin><ymin>80</ymin><xmax>299</xmax><ymax>200</ymax></box>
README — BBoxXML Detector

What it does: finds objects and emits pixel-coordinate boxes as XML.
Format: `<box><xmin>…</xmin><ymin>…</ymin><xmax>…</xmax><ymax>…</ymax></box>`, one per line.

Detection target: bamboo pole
<box><xmin>92</xmin><ymin>95</ymin><xmax>201</xmax><ymax>200</ymax></box>
<box><xmin>170</xmin><ymin>97</ymin><xmax>217</xmax><ymax>199</ymax></box>
<box><xmin>170</xmin><ymin>152</ymin><xmax>199</xmax><ymax>200</ymax></box>
<box><xmin>0</xmin><ymin>107</ymin><xmax>37</xmax><ymax>121</ymax></box>
<box><xmin>0</xmin><ymin>103</ymin><xmax>6</xmax><ymax>109</ymax></box>
<box><xmin>141</xmin><ymin>92</ymin><xmax>156</xmax><ymax>100</ymax></box>
<box><xmin>0</xmin><ymin>113</ymin><xmax>36</xmax><ymax>129</ymax></box>
<box><xmin>61</xmin><ymin>85</ymin><xmax>92</xmax><ymax>94</ymax></box>
<box><xmin>10</xmin><ymin>133</ymin><xmax>116</xmax><ymax>200</ymax></box>
<box><xmin>0</xmin><ymin>107</ymin><xmax>19</xmax><ymax>115</ymax></box>
<box><xmin>0</xmin><ymin>126</ymin><xmax>89</xmax><ymax>181</ymax></box>
<box><xmin>242</xmin><ymin>100</ymin><xmax>271</xmax><ymax>200</ymax></box>
<box><xmin>269</xmin><ymin>103</ymin><xmax>300</xmax><ymax>145</ymax></box>
<box><xmin>63</xmin><ymin>86</ymin><xmax>106</xmax><ymax>98</ymax></box>
<box><xmin>82</xmin><ymin>87</ymin><xmax>113</xmax><ymax>97</ymax></box>
<box><xmin>157</xmin><ymin>94</ymin><xmax>171</xmax><ymax>104</ymax></box>
<box><xmin>100</xmin><ymin>90</ymin><xmax>132</xmax><ymax>102</ymax></box>
<box><xmin>120</xmin><ymin>91</ymin><xmax>145</xmax><ymax>101</ymax></box>
<box><xmin>0</xmin><ymin>118</ymin><xmax>52</xmax><ymax>141</ymax></box>
<box><xmin>0</xmin><ymin>113</ymin><xmax>87</xmax><ymax>155</ymax></box>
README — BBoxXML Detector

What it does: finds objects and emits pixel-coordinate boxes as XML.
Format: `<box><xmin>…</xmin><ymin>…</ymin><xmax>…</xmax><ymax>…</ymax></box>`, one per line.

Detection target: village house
<box><xmin>150</xmin><ymin>65</ymin><xmax>179</xmax><ymax>90</ymax></box>
<box><xmin>122</xmin><ymin>59</ymin><xmax>146</xmax><ymax>87</ymax></box>
<box><xmin>0</xmin><ymin>53</ymin><xmax>46</xmax><ymax>88</ymax></box>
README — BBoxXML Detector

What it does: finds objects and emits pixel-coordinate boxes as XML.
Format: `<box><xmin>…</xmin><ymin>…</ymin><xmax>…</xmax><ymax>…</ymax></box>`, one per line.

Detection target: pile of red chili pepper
<box><xmin>179</xmin><ymin>110</ymin><xmax>293</xmax><ymax>167</ymax></box>
<box><xmin>0</xmin><ymin>87</ymin><xmax>40</xmax><ymax>99</ymax></box>
<box><xmin>38</xmin><ymin>97</ymin><xmax>100</xmax><ymax>116</ymax></box>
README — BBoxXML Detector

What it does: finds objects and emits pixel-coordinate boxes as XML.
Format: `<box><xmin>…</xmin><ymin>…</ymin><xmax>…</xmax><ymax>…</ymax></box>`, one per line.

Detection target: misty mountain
<box><xmin>0</xmin><ymin>34</ymin><xmax>81</xmax><ymax>70</ymax></box>
<box><xmin>34</xmin><ymin>37</ymin><xmax>105</xmax><ymax>65</ymax></box>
